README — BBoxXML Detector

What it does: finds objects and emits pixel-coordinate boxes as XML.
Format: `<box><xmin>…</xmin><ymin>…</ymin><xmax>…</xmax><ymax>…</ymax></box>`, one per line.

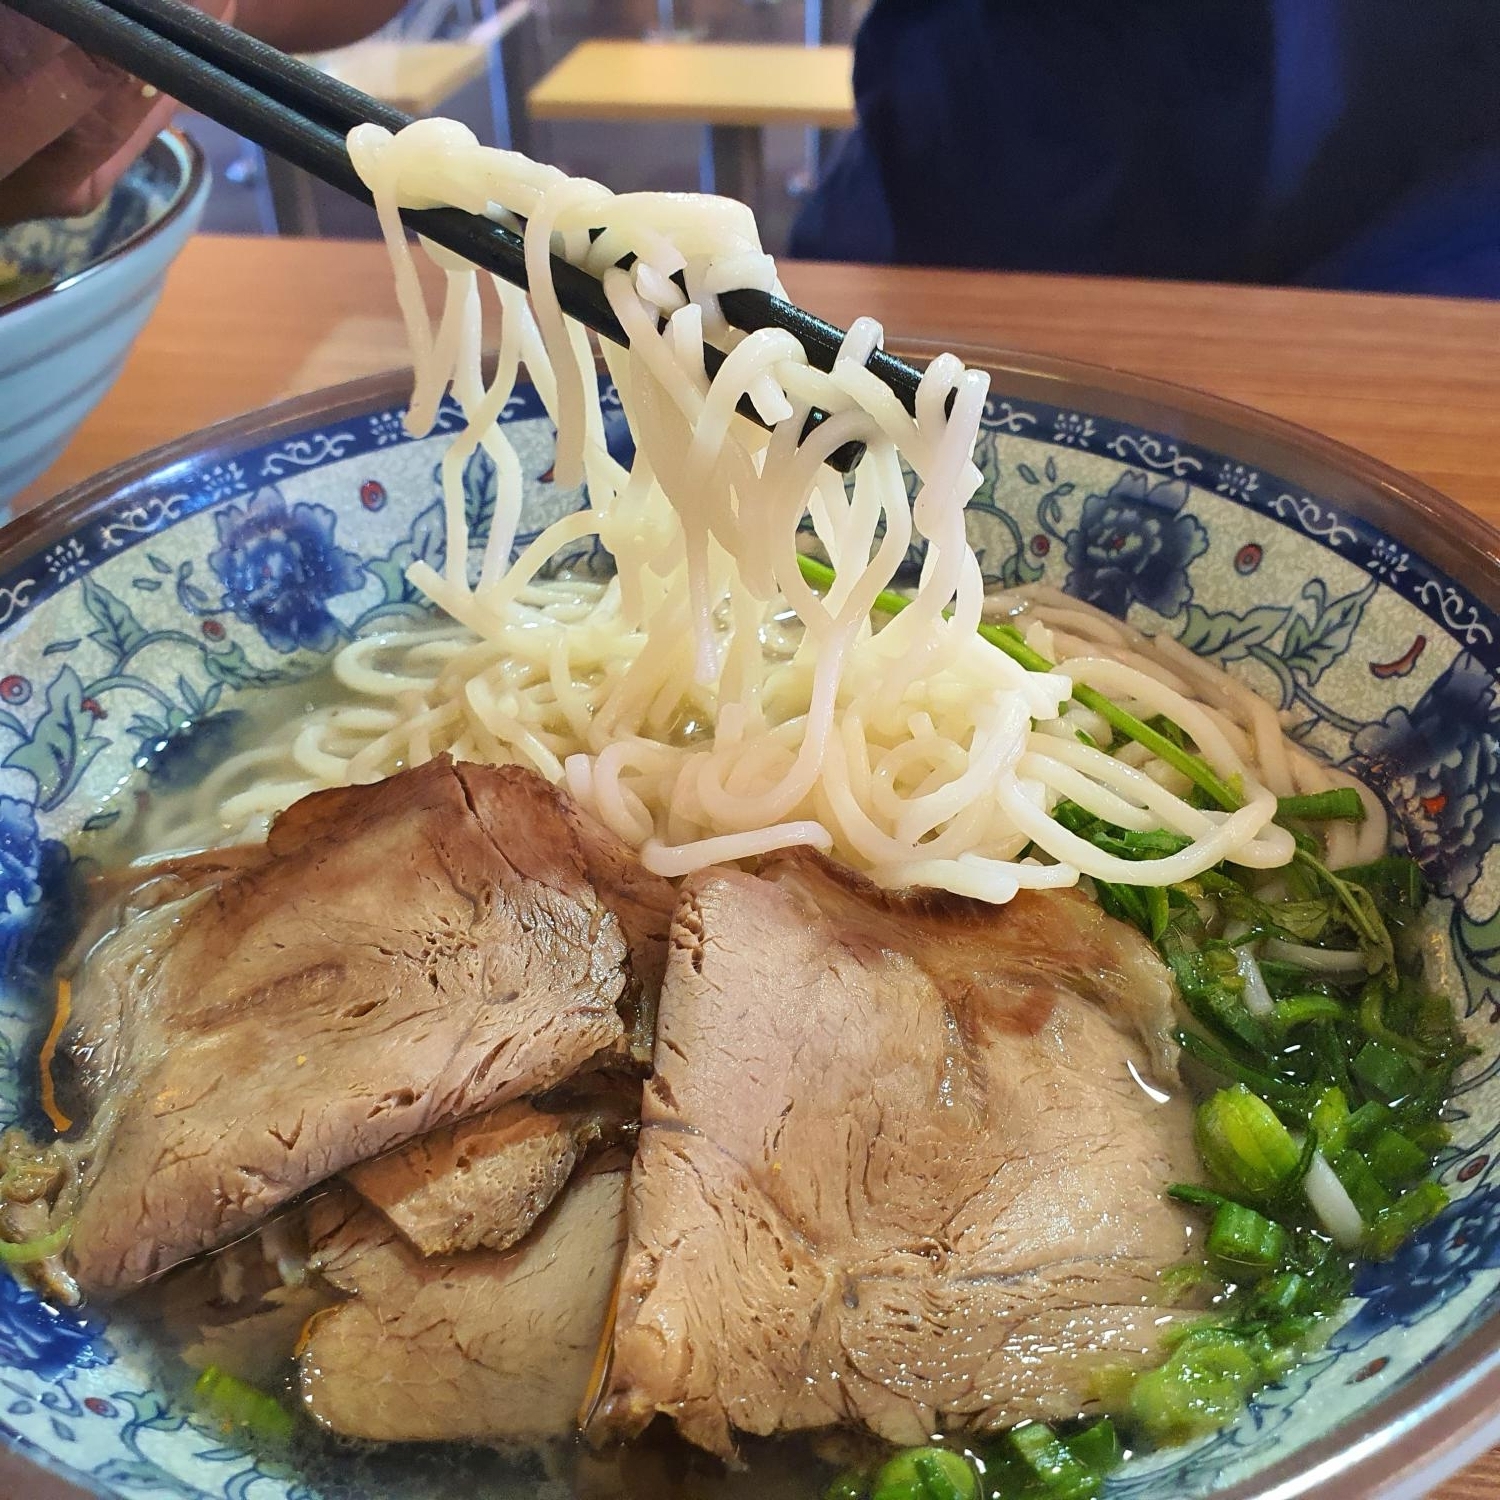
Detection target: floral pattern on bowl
<box><xmin>0</xmin><ymin>367</ymin><xmax>1494</xmax><ymax>1499</ymax></box>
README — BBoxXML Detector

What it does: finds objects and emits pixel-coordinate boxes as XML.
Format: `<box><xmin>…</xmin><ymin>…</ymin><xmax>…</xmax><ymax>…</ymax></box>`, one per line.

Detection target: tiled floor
<box><xmin>185</xmin><ymin>0</ymin><xmax>854</xmax><ymax>253</ymax></box>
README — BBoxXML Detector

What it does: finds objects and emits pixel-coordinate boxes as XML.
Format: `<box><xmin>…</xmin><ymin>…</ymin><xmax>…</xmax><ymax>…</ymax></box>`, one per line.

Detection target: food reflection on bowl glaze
<box><xmin>0</xmin><ymin>263</ymin><xmax>52</xmax><ymax>308</ymax></box>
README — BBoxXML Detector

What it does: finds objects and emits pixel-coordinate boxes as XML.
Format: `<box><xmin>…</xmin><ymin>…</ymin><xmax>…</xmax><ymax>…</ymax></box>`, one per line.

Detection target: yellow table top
<box><xmin>308</xmin><ymin>40</ymin><xmax>490</xmax><ymax>117</ymax></box>
<box><xmin>527</xmin><ymin>39</ymin><xmax>856</xmax><ymax>129</ymax></box>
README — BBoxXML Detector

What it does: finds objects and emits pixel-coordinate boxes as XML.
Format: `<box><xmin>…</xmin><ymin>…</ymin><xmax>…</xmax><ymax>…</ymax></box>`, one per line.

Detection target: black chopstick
<box><xmin>4</xmin><ymin>0</ymin><xmax>934</xmax><ymax>469</ymax></box>
<box><xmin>94</xmin><ymin>0</ymin><xmax>412</xmax><ymax>135</ymax></box>
<box><xmin>4</xmin><ymin>0</ymin><xmax>614</xmax><ymax>337</ymax></box>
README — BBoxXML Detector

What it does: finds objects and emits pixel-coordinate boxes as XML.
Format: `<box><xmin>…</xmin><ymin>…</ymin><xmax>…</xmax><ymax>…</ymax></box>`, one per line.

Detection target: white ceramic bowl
<box><xmin>0</xmin><ymin>132</ymin><xmax>209</xmax><ymax>505</ymax></box>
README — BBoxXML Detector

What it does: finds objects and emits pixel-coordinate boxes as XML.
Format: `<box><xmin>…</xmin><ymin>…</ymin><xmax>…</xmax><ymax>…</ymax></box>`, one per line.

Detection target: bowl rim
<box><xmin>0</xmin><ymin>130</ymin><xmax>207</xmax><ymax>321</ymax></box>
<box><xmin>3</xmin><ymin>351</ymin><xmax>1500</xmax><ymax>1500</ymax></box>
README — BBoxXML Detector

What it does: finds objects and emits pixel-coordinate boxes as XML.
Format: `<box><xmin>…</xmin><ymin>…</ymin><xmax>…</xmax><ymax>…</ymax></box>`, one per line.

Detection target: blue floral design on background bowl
<box><xmin>0</xmin><ymin>350</ymin><xmax>1499</xmax><ymax>1499</ymax></box>
<box><xmin>0</xmin><ymin>132</ymin><xmax>209</xmax><ymax>505</ymax></box>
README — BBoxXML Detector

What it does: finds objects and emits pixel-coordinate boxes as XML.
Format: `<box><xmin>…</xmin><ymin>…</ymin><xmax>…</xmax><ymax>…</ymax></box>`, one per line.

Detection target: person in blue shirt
<box><xmin>791</xmin><ymin>0</ymin><xmax>1500</xmax><ymax>296</ymax></box>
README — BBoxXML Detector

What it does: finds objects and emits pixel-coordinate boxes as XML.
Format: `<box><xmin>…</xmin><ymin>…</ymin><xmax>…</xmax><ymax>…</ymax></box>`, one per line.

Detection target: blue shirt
<box><xmin>791</xmin><ymin>0</ymin><xmax>1500</xmax><ymax>296</ymax></box>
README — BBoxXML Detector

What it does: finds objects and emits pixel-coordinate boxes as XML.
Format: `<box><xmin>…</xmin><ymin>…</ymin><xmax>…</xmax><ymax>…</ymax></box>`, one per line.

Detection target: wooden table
<box><xmin>25</xmin><ymin>235</ymin><xmax>1500</xmax><ymax>535</ymax></box>
<box><xmin>10</xmin><ymin>236</ymin><xmax>1500</xmax><ymax>1497</ymax></box>
<box><xmin>527</xmin><ymin>40</ymin><xmax>855</xmax><ymax>204</ymax></box>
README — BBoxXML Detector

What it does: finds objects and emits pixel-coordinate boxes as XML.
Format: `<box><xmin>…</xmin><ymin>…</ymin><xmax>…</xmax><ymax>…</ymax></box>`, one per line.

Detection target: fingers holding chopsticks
<box><xmin>0</xmin><ymin>3</ymin><xmax>232</xmax><ymax>225</ymax></box>
<box><xmin>0</xmin><ymin>0</ymin><xmax>405</xmax><ymax>227</ymax></box>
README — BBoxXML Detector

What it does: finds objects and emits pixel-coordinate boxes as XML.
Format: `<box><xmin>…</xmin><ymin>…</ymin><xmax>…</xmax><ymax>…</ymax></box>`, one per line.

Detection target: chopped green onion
<box><xmin>1159</xmin><ymin>1259</ymin><xmax>1217</xmax><ymax>1299</ymax></box>
<box><xmin>1062</xmin><ymin>1418</ymin><xmax>1121</xmax><ymax>1477</ymax></box>
<box><xmin>1330</xmin><ymin>1149</ymin><xmax>1394</xmax><ymax>1220</ymax></box>
<box><xmin>979</xmin><ymin>1421</ymin><xmax>1120</xmax><ymax>1499</ymax></box>
<box><xmin>1005</xmin><ymin>1423</ymin><xmax>1098</xmax><ymax>1500</ymax></box>
<box><xmin>1175</xmin><ymin>1029</ymin><xmax>1309</xmax><ymax>1112</ymax></box>
<box><xmin>1254</xmin><ymin>1270</ymin><xmax>1311</xmax><ymax>1317</ymax></box>
<box><xmin>1241</xmin><ymin>1316</ymin><xmax>1322</xmax><ymax>1380</ymax></box>
<box><xmin>1273</xmin><ymin>994</ymin><xmax>1347</xmax><ymax>1030</ymax></box>
<box><xmin>1167</xmin><ymin>1183</ymin><xmax>1232</xmax><ymax>1211</ymax></box>
<box><xmin>1366</xmin><ymin>1127</ymin><xmax>1429</xmax><ymax>1190</ymax></box>
<box><xmin>1195</xmin><ymin>1085</ymin><xmax>1303</xmax><ymax>1204</ymax></box>
<box><xmin>1407</xmin><ymin>1120</ymin><xmax>1452</xmax><ymax>1153</ymax></box>
<box><xmin>871</xmin><ymin>1448</ymin><xmax>977</xmax><ymax>1500</ymax></box>
<box><xmin>1127</xmin><ymin>1335</ymin><xmax>1260</xmax><ymax>1446</ymax></box>
<box><xmin>1363</xmin><ymin>1180</ymin><xmax>1449</xmax><ymax>1259</ymax></box>
<box><xmin>1206</xmin><ymin>1202</ymin><xmax>1288</xmax><ymax>1278</ymax></box>
<box><xmin>0</xmin><ymin>1219</ymin><xmax>71</xmax><ymax>1265</ymax></box>
<box><xmin>1394</xmin><ymin>1068</ymin><xmax>1461</xmax><ymax>1132</ymax></box>
<box><xmin>1309</xmin><ymin>1087</ymin><xmax>1351</xmax><ymax>1158</ymax></box>
<box><xmin>1359</xmin><ymin>982</ymin><xmax>1438</xmax><ymax>1061</ymax></box>
<box><xmin>1313</xmin><ymin>1020</ymin><xmax>1354</xmax><ymax>1099</ymax></box>
<box><xmin>1256</xmin><ymin>956</ymin><xmax>1316</xmax><ymax>993</ymax></box>
<box><xmin>1343</xmin><ymin>1099</ymin><xmax>1394</xmax><ymax>1148</ymax></box>
<box><xmin>192</xmin><ymin>1365</ymin><xmax>294</xmax><ymax>1444</ymax></box>
<box><xmin>1352</xmin><ymin>1039</ymin><xmax>1421</xmax><ymax>1102</ymax></box>
<box><xmin>1164</xmin><ymin>937</ymin><xmax>1272</xmax><ymax>1053</ymax></box>
<box><xmin>866</xmin><ymin>1450</ymin><xmax>976</xmax><ymax>1500</ymax></box>
<box><xmin>1275</xmin><ymin>789</ymin><xmax>1366</xmax><ymax>823</ymax></box>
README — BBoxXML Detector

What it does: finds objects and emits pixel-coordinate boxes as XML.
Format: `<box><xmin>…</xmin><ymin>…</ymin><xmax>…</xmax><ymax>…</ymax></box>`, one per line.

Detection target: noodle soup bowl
<box><xmin>0</xmin><ymin>351</ymin><xmax>1495</xmax><ymax>1499</ymax></box>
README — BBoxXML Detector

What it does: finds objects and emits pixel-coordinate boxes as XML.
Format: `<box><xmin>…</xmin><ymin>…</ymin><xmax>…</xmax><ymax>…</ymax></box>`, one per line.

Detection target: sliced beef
<box><xmin>144</xmin><ymin>1210</ymin><xmax>330</xmax><ymax>1390</ymax></box>
<box><xmin>62</xmin><ymin>847</ymin><xmax>269</xmax><ymax>1108</ymax></box>
<box><xmin>601</xmin><ymin>852</ymin><xmax>1200</xmax><ymax>1457</ymax></box>
<box><xmin>345</xmin><ymin>1087</ymin><xmax>634</xmax><ymax>1256</ymax></box>
<box><xmin>183</xmin><ymin>1282</ymin><xmax>329</xmax><ymax>1389</ymax></box>
<box><xmin>60</xmin><ymin>757</ymin><xmax>639</xmax><ymax>1296</ymax></box>
<box><xmin>561</xmin><ymin>801</ymin><xmax>675</xmax><ymax>1065</ymax></box>
<box><xmin>300</xmin><ymin>1161</ymin><xmax>628</xmax><ymax>1444</ymax></box>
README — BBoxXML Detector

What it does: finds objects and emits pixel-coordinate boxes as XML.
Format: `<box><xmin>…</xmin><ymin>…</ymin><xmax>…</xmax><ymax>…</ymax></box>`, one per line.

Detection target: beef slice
<box><xmin>62</xmin><ymin>757</ymin><xmax>636</xmax><ymax>1295</ymax></box>
<box><xmin>602</xmin><ymin>852</ymin><xmax>1201</xmax><ymax>1456</ymax></box>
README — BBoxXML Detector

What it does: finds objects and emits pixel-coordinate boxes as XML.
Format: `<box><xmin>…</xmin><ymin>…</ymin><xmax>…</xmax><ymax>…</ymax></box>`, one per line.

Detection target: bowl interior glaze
<box><xmin>0</xmin><ymin>134</ymin><xmax>198</xmax><ymax>315</ymax></box>
<box><xmin>0</xmin><ymin>354</ymin><xmax>1496</xmax><ymax>1500</ymax></box>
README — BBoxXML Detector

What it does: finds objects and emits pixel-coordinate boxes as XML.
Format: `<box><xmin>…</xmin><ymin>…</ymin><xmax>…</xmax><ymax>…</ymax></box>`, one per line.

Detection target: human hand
<box><xmin>0</xmin><ymin>2</ymin><xmax>231</xmax><ymax>228</ymax></box>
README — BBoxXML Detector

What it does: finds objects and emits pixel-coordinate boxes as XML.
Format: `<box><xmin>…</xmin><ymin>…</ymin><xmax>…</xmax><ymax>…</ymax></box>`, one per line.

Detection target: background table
<box><xmin>25</xmin><ymin>235</ymin><xmax>1500</xmax><ymax>534</ymax></box>
<box><xmin>527</xmin><ymin>39</ymin><xmax>855</xmax><ymax>204</ymax></box>
<box><xmin>10</xmin><ymin>234</ymin><xmax>1500</xmax><ymax>1500</ymax></box>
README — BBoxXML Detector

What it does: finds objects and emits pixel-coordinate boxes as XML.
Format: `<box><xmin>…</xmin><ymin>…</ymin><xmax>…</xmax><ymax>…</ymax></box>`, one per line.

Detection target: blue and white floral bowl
<box><xmin>0</xmin><ymin>132</ymin><xmax>209</xmax><ymax>506</ymax></box>
<box><xmin>0</xmin><ymin>351</ymin><xmax>1497</xmax><ymax>1499</ymax></box>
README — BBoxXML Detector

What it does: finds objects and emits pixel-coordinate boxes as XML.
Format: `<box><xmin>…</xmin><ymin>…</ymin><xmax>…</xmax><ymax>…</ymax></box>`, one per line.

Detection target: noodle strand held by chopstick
<box><xmin>145</xmin><ymin>119</ymin><xmax>1328</xmax><ymax>900</ymax></box>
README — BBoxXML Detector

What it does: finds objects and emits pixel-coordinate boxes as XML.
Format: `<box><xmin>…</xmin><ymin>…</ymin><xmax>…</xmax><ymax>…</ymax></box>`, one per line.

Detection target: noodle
<box><xmin>152</xmin><ymin>119</ymin><xmax>1342</xmax><ymax>898</ymax></box>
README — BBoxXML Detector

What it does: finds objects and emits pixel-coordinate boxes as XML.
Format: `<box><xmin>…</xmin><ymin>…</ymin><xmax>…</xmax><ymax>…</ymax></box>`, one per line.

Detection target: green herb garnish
<box><xmin>1275</xmin><ymin>789</ymin><xmax>1366</xmax><ymax>823</ymax></box>
<box><xmin>192</xmin><ymin>1365</ymin><xmax>294</xmax><ymax>1444</ymax></box>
